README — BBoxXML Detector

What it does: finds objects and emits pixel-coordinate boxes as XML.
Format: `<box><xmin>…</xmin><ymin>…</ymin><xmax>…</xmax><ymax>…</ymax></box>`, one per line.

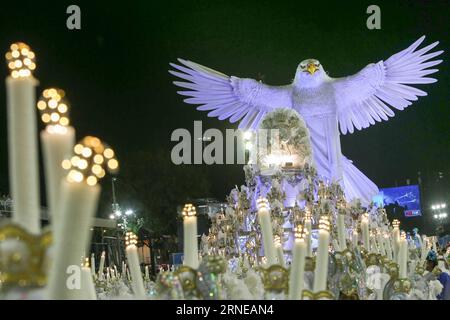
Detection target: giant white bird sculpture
<box><xmin>169</xmin><ymin>36</ymin><xmax>443</xmax><ymax>205</ymax></box>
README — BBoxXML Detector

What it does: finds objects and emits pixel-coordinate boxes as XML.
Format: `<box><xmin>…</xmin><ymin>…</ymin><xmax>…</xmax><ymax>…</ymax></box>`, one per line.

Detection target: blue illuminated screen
<box><xmin>373</xmin><ymin>184</ymin><xmax>422</xmax><ymax>217</ymax></box>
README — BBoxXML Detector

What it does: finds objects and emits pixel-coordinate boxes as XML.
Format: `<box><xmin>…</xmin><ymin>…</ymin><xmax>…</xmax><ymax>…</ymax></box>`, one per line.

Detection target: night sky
<box><xmin>0</xmin><ymin>1</ymin><xmax>449</xmax><ymax>231</ymax></box>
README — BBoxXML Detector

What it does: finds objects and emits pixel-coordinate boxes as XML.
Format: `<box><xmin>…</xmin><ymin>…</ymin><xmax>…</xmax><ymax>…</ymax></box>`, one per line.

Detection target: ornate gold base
<box><xmin>0</xmin><ymin>223</ymin><xmax>52</xmax><ymax>288</ymax></box>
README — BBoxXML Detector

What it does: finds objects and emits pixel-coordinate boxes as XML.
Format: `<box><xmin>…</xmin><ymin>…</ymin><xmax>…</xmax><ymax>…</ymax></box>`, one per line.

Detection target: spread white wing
<box><xmin>169</xmin><ymin>59</ymin><xmax>292</xmax><ymax>129</ymax></box>
<box><xmin>333</xmin><ymin>36</ymin><xmax>443</xmax><ymax>134</ymax></box>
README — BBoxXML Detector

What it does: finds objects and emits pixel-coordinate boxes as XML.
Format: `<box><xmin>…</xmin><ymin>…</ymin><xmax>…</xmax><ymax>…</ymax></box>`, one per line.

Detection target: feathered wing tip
<box><xmin>337</xmin><ymin>35</ymin><xmax>444</xmax><ymax>136</ymax></box>
<box><xmin>168</xmin><ymin>58</ymin><xmax>280</xmax><ymax>130</ymax></box>
<box><xmin>341</xmin><ymin>157</ymin><xmax>379</xmax><ymax>207</ymax></box>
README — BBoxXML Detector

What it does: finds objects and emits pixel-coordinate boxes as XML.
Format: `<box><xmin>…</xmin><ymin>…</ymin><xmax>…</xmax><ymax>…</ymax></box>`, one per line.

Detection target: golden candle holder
<box><xmin>260</xmin><ymin>264</ymin><xmax>289</xmax><ymax>294</ymax></box>
<box><xmin>393</xmin><ymin>278</ymin><xmax>412</xmax><ymax>294</ymax></box>
<box><xmin>0</xmin><ymin>223</ymin><xmax>52</xmax><ymax>288</ymax></box>
<box><xmin>302</xmin><ymin>289</ymin><xmax>335</xmax><ymax>300</ymax></box>
<box><xmin>304</xmin><ymin>256</ymin><xmax>315</xmax><ymax>272</ymax></box>
<box><xmin>174</xmin><ymin>265</ymin><xmax>201</xmax><ymax>298</ymax></box>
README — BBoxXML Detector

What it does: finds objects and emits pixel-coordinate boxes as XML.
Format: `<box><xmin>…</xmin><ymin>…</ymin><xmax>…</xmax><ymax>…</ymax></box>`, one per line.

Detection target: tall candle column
<box><xmin>38</xmin><ymin>88</ymin><xmax>75</xmax><ymax>231</ymax></box>
<box><xmin>98</xmin><ymin>251</ymin><xmax>106</xmax><ymax>279</ymax></box>
<box><xmin>289</xmin><ymin>225</ymin><xmax>307</xmax><ymax>300</ymax></box>
<box><xmin>121</xmin><ymin>261</ymin><xmax>126</xmax><ymax>278</ymax></box>
<box><xmin>304</xmin><ymin>208</ymin><xmax>313</xmax><ymax>257</ymax></box>
<box><xmin>125</xmin><ymin>232</ymin><xmax>146</xmax><ymax>299</ymax></box>
<box><xmin>145</xmin><ymin>265</ymin><xmax>150</xmax><ymax>280</ymax></box>
<box><xmin>114</xmin><ymin>265</ymin><xmax>118</xmax><ymax>279</ymax></box>
<box><xmin>274</xmin><ymin>235</ymin><xmax>285</xmax><ymax>267</ymax></box>
<box><xmin>384</xmin><ymin>233</ymin><xmax>393</xmax><ymax>260</ymax></box>
<box><xmin>398</xmin><ymin>231</ymin><xmax>408</xmax><ymax>278</ymax></box>
<box><xmin>416</xmin><ymin>232</ymin><xmax>423</xmax><ymax>249</ymax></box>
<box><xmin>392</xmin><ymin>220</ymin><xmax>400</xmax><ymax>262</ymax></box>
<box><xmin>377</xmin><ymin>231</ymin><xmax>386</xmax><ymax>256</ymax></box>
<box><xmin>47</xmin><ymin>136</ymin><xmax>118</xmax><ymax>299</ymax></box>
<box><xmin>90</xmin><ymin>253</ymin><xmax>96</xmax><ymax>277</ymax></box>
<box><xmin>337</xmin><ymin>210</ymin><xmax>347</xmax><ymax>251</ymax></box>
<box><xmin>256</xmin><ymin>197</ymin><xmax>277</xmax><ymax>266</ymax></box>
<box><xmin>420</xmin><ymin>236</ymin><xmax>428</xmax><ymax>263</ymax></box>
<box><xmin>182</xmin><ymin>204</ymin><xmax>199</xmax><ymax>269</ymax></box>
<box><xmin>370</xmin><ymin>231</ymin><xmax>379</xmax><ymax>254</ymax></box>
<box><xmin>80</xmin><ymin>258</ymin><xmax>97</xmax><ymax>300</ymax></box>
<box><xmin>5</xmin><ymin>42</ymin><xmax>40</xmax><ymax>234</ymax></box>
<box><xmin>313</xmin><ymin>215</ymin><xmax>330</xmax><ymax>292</ymax></box>
<box><xmin>361</xmin><ymin>214</ymin><xmax>370</xmax><ymax>251</ymax></box>
<box><xmin>352</xmin><ymin>229</ymin><xmax>359</xmax><ymax>248</ymax></box>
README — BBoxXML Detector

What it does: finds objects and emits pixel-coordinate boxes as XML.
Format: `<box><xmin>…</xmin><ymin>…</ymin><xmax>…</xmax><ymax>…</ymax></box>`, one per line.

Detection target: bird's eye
<box><xmin>314</xmin><ymin>62</ymin><xmax>320</xmax><ymax>66</ymax></box>
<box><xmin>300</xmin><ymin>64</ymin><xmax>306</xmax><ymax>68</ymax></box>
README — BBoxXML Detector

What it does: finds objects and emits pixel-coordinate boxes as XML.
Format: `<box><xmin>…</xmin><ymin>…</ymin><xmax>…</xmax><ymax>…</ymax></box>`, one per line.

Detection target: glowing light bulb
<box><xmin>37</xmin><ymin>88</ymin><xmax>71</xmax><ymax>131</ymax></box>
<box><xmin>62</xmin><ymin>136</ymin><xmax>118</xmax><ymax>185</ymax></box>
<box><xmin>6</xmin><ymin>42</ymin><xmax>36</xmax><ymax>78</ymax></box>
<box><xmin>256</xmin><ymin>197</ymin><xmax>270</xmax><ymax>211</ymax></box>
<box><xmin>125</xmin><ymin>232</ymin><xmax>138</xmax><ymax>246</ymax></box>
<box><xmin>182</xmin><ymin>203</ymin><xmax>196</xmax><ymax>217</ymax></box>
<box><xmin>318</xmin><ymin>215</ymin><xmax>331</xmax><ymax>232</ymax></box>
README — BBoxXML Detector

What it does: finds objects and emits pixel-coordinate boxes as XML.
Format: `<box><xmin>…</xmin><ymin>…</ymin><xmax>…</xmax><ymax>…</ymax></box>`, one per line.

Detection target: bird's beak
<box><xmin>307</xmin><ymin>63</ymin><xmax>318</xmax><ymax>75</ymax></box>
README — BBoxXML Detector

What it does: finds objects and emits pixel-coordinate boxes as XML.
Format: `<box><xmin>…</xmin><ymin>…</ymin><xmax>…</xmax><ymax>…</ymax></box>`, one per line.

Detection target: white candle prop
<box><xmin>398</xmin><ymin>231</ymin><xmax>408</xmax><ymax>278</ymax></box>
<box><xmin>420</xmin><ymin>236</ymin><xmax>428</xmax><ymax>262</ymax></box>
<box><xmin>38</xmin><ymin>88</ymin><xmax>75</xmax><ymax>230</ymax></box>
<box><xmin>79</xmin><ymin>258</ymin><xmax>96</xmax><ymax>300</ymax></box>
<box><xmin>47</xmin><ymin>137</ymin><xmax>118</xmax><ymax>299</ymax></box>
<box><xmin>337</xmin><ymin>211</ymin><xmax>347</xmax><ymax>251</ymax></box>
<box><xmin>417</xmin><ymin>233</ymin><xmax>423</xmax><ymax>251</ymax></box>
<box><xmin>114</xmin><ymin>265</ymin><xmax>118</xmax><ymax>279</ymax></box>
<box><xmin>81</xmin><ymin>266</ymin><xmax>97</xmax><ymax>300</ymax></box>
<box><xmin>392</xmin><ymin>220</ymin><xmax>400</xmax><ymax>261</ymax></box>
<box><xmin>182</xmin><ymin>203</ymin><xmax>199</xmax><ymax>269</ymax></box>
<box><xmin>274</xmin><ymin>235</ymin><xmax>285</xmax><ymax>267</ymax></box>
<box><xmin>370</xmin><ymin>232</ymin><xmax>379</xmax><ymax>254</ymax></box>
<box><xmin>289</xmin><ymin>225</ymin><xmax>307</xmax><ymax>300</ymax></box>
<box><xmin>90</xmin><ymin>253</ymin><xmax>96</xmax><ymax>276</ymax></box>
<box><xmin>384</xmin><ymin>233</ymin><xmax>393</xmax><ymax>260</ymax></box>
<box><xmin>304</xmin><ymin>209</ymin><xmax>313</xmax><ymax>257</ymax></box>
<box><xmin>145</xmin><ymin>265</ymin><xmax>150</xmax><ymax>280</ymax></box>
<box><xmin>5</xmin><ymin>42</ymin><xmax>40</xmax><ymax>234</ymax></box>
<box><xmin>98</xmin><ymin>251</ymin><xmax>106</xmax><ymax>279</ymax></box>
<box><xmin>121</xmin><ymin>261</ymin><xmax>126</xmax><ymax>278</ymax></box>
<box><xmin>313</xmin><ymin>215</ymin><xmax>330</xmax><ymax>292</ymax></box>
<box><xmin>361</xmin><ymin>214</ymin><xmax>370</xmax><ymax>251</ymax></box>
<box><xmin>256</xmin><ymin>197</ymin><xmax>277</xmax><ymax>266</ymax></box>
<box><xmin>432</xmin><ymin>237</ymin><xmax>437</xmax><ymax>253</ymax></box>
<box><xmin>332</xmin><ymin>239</ymin><xmax>341</xmax><ymax>252</ymax></box>
<box><xmin>125</xmin><ymin>232</ymin><xmax>146</xmax><ymax>299</ymax></box>
<box><xmin>352</xmin><ymin>229</ymin><xmax>359</xmax><ymax>248</ymax></box>
<box><xmin>106</xmin><ymin>267</ymin><xmax>111</xmax><ymax>281</ymax></box>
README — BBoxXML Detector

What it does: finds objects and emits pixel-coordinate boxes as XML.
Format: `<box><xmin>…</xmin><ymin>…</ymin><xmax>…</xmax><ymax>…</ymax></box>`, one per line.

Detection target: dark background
<box><xmin>0</xmin><ymin>0</ymin><xmax>448</xmax><ymax>235</ymax></box>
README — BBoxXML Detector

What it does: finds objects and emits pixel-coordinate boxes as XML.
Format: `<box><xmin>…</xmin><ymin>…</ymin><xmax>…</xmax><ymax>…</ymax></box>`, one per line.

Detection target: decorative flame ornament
<box><xmin>62</xmin><ymin>136</ymin><xmax>118</xmax><ymax>186</ymax></box>
<box><xmin>37</xmin><ymin>88</ymin><xmax>70</xmax><ymax>131</ymax></box>
<box><xmin>125</xmin><ymin>231</ymin><xmax>138</xmax><ymax>247</ymax></box>
<box><xmin>182</xmin><ymin>203</ymin><xmax>197</xmax><ymax>217</ymax></box>
<box><xmin>5</xmin><ymin>42</ymin><xmax>36</xmax><ymax>79</ymax></box>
